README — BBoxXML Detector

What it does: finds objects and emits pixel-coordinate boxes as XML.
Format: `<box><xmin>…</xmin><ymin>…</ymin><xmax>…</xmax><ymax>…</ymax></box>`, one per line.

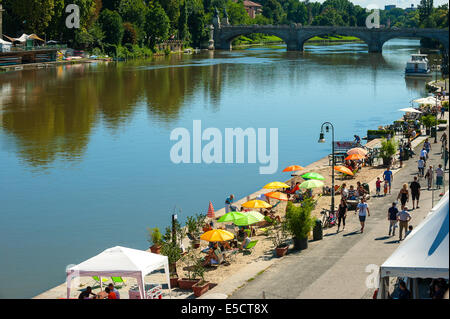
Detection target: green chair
<box><xmin>111</xmin><ymin>276</ymin><xmax>126</xmax><ymax>287</ymax></box>
<box><xmin>243</xmin><ymin>240</ymin><xmax>258</xmax><ymax>254</ymax></box>
<box><xmin>92</xmin><ymin>276</ymin><xmax>108</xmax><ymax>286</ymax></box>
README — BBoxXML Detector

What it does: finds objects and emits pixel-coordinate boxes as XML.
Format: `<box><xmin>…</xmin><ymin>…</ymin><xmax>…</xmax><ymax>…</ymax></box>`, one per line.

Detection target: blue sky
<box><xmin>312</xmin><ymin>0</ymin><xmax>448</xmax><ymax>9</ymax></box>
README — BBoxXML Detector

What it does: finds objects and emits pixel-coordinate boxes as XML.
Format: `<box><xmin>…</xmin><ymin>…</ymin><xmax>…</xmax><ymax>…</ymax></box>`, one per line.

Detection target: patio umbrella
<box><xmin>345</xmin><ymin>153</ymin><xmax>365</xmax><ymax>161</ymax></box>
<box><xmin>299</xmin><ymin>180</ymin><xmax>324</xmax><ymax>189</ymax></box>
<box><xmin>398</xmin><ymin>107</ymin><xmax>422</xmax><ymax>113</ymax></box>
<box><xmin>263</xmin><ymin>181</ymin><xmax>290</xmax><ymax>189</ymax></box>
<box><xmin>234</xmin><ymin>211</ymin><xmax>265</xmax><ymax>226</ymax></box>
<box><xmin>282</xmin><ymin>165</ymin><xmax>304</xmax><ymax>172</ymax></box>
<box><xmin>413</xmin><ymin>97</ymin><xmax>439</xmax><ymax>105</ymax></box>
<box><xmin>207</xmin><ymin>201</ymin><xmax>215</xmax><ymax>218</ymax></box>
<box><xmin>301</xmin><ymin>172</ymin><xmax>325</xmax><ymax>180</ymax></box>
<box><xmin>334</xmin><ymin>165</ymin><xmax>354</xmax><ymax>176</ymax></box>
<box><xmin>241</xmin><ymin>200</ymin><xmax>272</xmax><ymax>209</ymax></box>
<box><xmin>264</xmin><ymin>191</ymin><xmax>288</xmax><ymax>201</ymax></box>
<box><xmin>200</xmin><ymin>229</ymin><xmax>234</xmax><ymax>242</ymax></box>
<box><xmin>347</xmin><ymin>147</ymin><xmax>368</xmax><ymax>156</ymax></box>
<box><xmin>217</xmin><ymin>211</ymin><xmax>246</xmax><ymax>223</ymax></box>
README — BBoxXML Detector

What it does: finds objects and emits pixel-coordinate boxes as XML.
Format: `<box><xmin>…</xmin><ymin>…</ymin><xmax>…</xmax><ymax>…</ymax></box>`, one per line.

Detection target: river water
<box><xmin>0</xmin><ymin>39</ymin><xmax>431</xmax><ymax>298</ymax></box>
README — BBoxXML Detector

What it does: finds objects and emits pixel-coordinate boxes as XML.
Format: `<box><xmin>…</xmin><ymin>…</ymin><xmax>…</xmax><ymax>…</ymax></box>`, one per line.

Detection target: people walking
<box><xmin>425</xmin><ymin>165</ymin><xmax>434</xmax><ymax>190</ymax></box>
<box><xmin>420</xmin><ymin>147</ymin><xmax>428</xmax><ymax>163</ymax></box>
<box><xmin>409</xmin><ymin>176</ymin><xmax>421</xmax><ymax>209</ymax></box>
<box><xmin>355</xmin><ymin>197</ymin><xmax>370</xmax><ymax>233</ymax></box>
<box><xmin>417</xmin><ymin>157</ymin><xmax>425</xmax><ymax>177</ymax></box>
<box><xmin>440</xmin><ymin>132</ymin><xmax>447</xmax><ymax>153</ymax></box>
<box><xmin>444</xmin><ymin>146</ymin><xmax>449</xmax><ymax>170</ymax></box>
<box><xmin>424</xmin><ymin>139</ymin><xmax>431</xmax><ymax>157</ymax></box>
<box><xmin>397</xmin><ymin>184</ymin><xmax>409</xmax><ymax>210</ymax></box>
<box><xmin>225</xmin><ymin>194</ymin><xmax>235</xmax><ymax>213</ymax></box>
<box><xmin>375</xmin><ymin>177</ymin><xmax>381</xmax><ymax>197</ymax></box>
<box><xmin>435</xmin><ymin>164</ymin><xmax>444</xmax><ymax>189</ymax></box>
<box><xmin>337</xmin><ymin>198</ymin><xmax>347</xmax><ymax>233</ymax></box>
<box><xmin>397</xmin><ymin>207</ymin><xmax>412</xmax><ymax>241</ymax></box>
<box><xmin>388</xmin><ymin>202</ymin><xmax>399</xmax><ymax>237</ymax></box>
<box><xmin>383</xmin><ymin>167</ymin><xmax>393</xmax><ymax>194</ymax></box>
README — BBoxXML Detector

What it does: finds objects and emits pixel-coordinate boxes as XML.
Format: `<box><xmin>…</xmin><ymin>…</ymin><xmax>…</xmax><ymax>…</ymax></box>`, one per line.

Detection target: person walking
<box><xmin>417</xmin><ymin>157</ymin><xmax>425</xmax><ymax>177</ymax></box>
<box><xmin>425</xmin><ymin>165</ymin><xmax>434</xmax><ymax>190</ymax></box>
<box><xmin>337</xmin><ymin>198</ymin><xmax>347</xmax><ymax>233</ymax></box>
<box><xmin>388</xmin><ymin>202</ymin><xmax>399</xmax><ymax>237</ymax></box>
<box><xmin>424</xmin><ymin>139</ymin><xmax>431</xmax><ymax>157</ymax></box>
<box><xmin>435</xmin><ymin>164</ymin><xmax>444</xmax><ymax>189</ymax></box>
<box><xmin>225</xmin><ymin>194</ymin><xmax>235</xmax><ymax>213</ymax></box>
<box><xmin>397</xmin><ymin>184</ymin><xmax>409</xmax><ymax>210</ymax></box>
<box><xmin>355</xmin><ymin>197</ymin><xmax>370</xmax><ymax>233</ymax></box>
<box><xmin>420</xmin><ymin>147</ymin><xmax>428</xmax><ymax>164</ymax></box>
<box><xmin>440</xmin><ymin>132</ymin><xmax>447</xmax><ymax>153</ymax></box>
<box><xmin>444</xmin><ymin>146</ymin><xmax>449</xmax><ymax>171</ymax></box>
<box><xmin>409</xmin><ymin>176</ymin><xmax>421</xmax><ymax>209</ymax></box>
<box><xmin>375</xmin><ymin>177</ymin><xmax>382</xmax><ymax>197</ymax></box>
<box><xmin>383</xmin><ymin>167</ymin><xmax>393</xmax><ymax>194</ymax></box>
<box><xmin>397</xmin><ymin>207</ymin><xmax>412</xmax><ymax>241</ymax></box>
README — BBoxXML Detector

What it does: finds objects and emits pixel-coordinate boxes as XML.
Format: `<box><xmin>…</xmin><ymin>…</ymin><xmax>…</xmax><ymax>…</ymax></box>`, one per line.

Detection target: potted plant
<box><xmin>271</xmin><ymin>221</ymin><xmax>289</xmax><ymax>257</ymax></box>
<box><xmin>191</xmin><ymin>258</ymin><xmax>210</xmax><ymax>297</ymax></box>
<box><xmin>148</xmin><ymin>227</ymin><xmax>163</xmax><ymax>254</ymax></box>
<box><xmin>285</xmin><ymin>200</ymin><xmax>315</xmax><ymax>251</ymax></box>
<box><xmin>177</xmin><ymin>249</ymin><xmax>201</xmax><ymax>290</ymax></box>
<box><xmin>379</xmin><ymin>138</ymin><xmax>398</xmax><ymax>167</ymax></box>
<box><xmin>185</xmin><ymin>216</ymin><xmax>201</xmax><ymax>248</ymax></box>
<box><xmin>421</xmin><ymin>114</ymin><xmax>437</xmax><ymax>136</ymax></box>
<box><xmin>160</xmin><ymin>240</ymin><xmax>182</xmax><ymax>287</ymax></box>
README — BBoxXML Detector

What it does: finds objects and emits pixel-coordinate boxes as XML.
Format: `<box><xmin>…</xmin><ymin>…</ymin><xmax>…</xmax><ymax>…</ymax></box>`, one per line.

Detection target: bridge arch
<box><xmin>378</xmin><ymin>32</ymin><xmax>449</xmax><ymax>54</ymax></box>
<box><xmin>298</xmin><ymin>30</ymin><xmax>371</xmax><ymax>52</ymax></box>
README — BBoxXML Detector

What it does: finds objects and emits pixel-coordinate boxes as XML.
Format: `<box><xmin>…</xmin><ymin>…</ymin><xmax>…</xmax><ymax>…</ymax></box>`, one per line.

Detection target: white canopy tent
<box><xmin>398</xmin><ymin>107</ymin><xmax>422</xmax><ymax>113</ymax></box>
<box><xmin>0</xmin><ymin>38</ymin><xmax>12</xmax><ymax>45</ymax></box>
<box><xmin>66</xmin><ymin>246</ymin><xmax>171</xmax><ymax>299</ymax></box>
<box><xmin>378</xmin><ymin>192</ymin><xmax>449</xmax><ymax>298</ymax></box>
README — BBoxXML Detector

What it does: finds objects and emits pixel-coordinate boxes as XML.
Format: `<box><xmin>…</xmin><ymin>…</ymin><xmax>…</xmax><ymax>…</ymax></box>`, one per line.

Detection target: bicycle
<box><xmin>321</xmin><ymin>209</ymin><xmax>337</xmax><ymax>229</ymax></box>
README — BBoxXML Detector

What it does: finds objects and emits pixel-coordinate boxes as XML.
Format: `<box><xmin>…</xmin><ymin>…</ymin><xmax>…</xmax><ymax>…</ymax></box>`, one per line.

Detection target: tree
<box><xmin>262</xmin><ymin>0</ymin><xmax>285</xmax><ymax>24</ymax></box>
<box><xmin>187</xmin><ymin>0</ymin><xmax>208</xmax><ymax>47</ymax></box>
<box><xmin>418</xmin><ymin>0</ymin><xmax>434</xmax><ymax>24</ymax></box>
<box><xmin>74</xmin><ymin>22</ymin><xmax>104</xmax><ymax>50</ymax></box>
<box><xmin>178</xmin><ymin>0</ymin><xmax>191</xmax><ymax>43</ymax></box>
<box><xmin>156</xmin><ymin>0</ymin><xmax>181</xmax><ymax>33</ymax></box>
<box><xmin>10</xmin><ymin>0</ymin><xmax>56</xmax><ymax>34</ymax></box>
<box><xmin>118</xmin><ymin>0</ymin><xmax>147</xmax><ymax>28</ymax></box>
<box><xmin>99</xmin><ymin>9</ymin><xmax>124</xmax><ymax>45</ymax></box>
<box><xmin>145</xmin><ymin>1</ymin><xmax>170</xmax><ymax>48</ymax></box>
<box><xmin>122</xmin><ymin>22</ymin><xmax>138</xmax><ymax>45</ymax></box>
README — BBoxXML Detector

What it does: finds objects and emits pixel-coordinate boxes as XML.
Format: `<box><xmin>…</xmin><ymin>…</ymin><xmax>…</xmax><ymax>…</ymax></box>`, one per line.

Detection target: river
<box><xmin>0</xmin><ymin>39</ymin><xmax>431</xmax><ymax>298</ymax></box>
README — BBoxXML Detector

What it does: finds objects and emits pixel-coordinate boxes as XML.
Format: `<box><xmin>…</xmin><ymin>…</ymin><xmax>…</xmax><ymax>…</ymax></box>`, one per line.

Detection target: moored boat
<box><xmin>405</xmin><ymin>54</ymin><xmax>431</xmax><ymax>77</ymax></box>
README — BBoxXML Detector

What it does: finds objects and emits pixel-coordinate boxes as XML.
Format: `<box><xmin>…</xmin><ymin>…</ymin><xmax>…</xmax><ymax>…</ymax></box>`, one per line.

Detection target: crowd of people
<box><xmin>78</xmin><ymin>283</ymin><xmax>120</xmax><ymax>299</ymax></box>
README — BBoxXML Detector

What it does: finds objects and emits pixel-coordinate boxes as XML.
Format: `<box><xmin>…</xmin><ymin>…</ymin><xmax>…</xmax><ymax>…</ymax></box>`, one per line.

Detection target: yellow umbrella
<box><xmin>200</xmin><ymin>229</ymin><xmax>234</xmax><ymax>242</ymax></box>
<box><xmin>241</xmin><ymin>200</ymin><xmax>272</xmax><ymax>209</ymax></box>
<box><xmin>263</xmin><ymin>181</ymin><xmax>290</xmax><ymax>189</ymax></box>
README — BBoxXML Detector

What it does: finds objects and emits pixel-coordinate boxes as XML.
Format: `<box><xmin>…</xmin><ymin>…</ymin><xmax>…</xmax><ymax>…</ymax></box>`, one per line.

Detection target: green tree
<box><xmin>118</xmin><ymin>0</ymin><xmax>147</xmax><ymax>28</ymax></box>
<box><xmin>262</xmin><ymin>0</ymin><xmax>285</xmax><ymax>24</ymax></box>
<box><xmin>178</xmin><ymin>0</ymin><xmax>191</xmax><ymax>43</ymax></box>
<box><xmin>74</xmin><ymin>22</ymin><xmax>104</xmax><ymax>50</ymax></box>
<box><xmin>122</xmin><ymin>22</ymin><xmax>138</xmax><ymax>45</ymax></box>
<box><xmin>10</xmin><ymin>0</ymin><xmax>56</xmax><ymax>34</ymax></box>
<box><xmin>187</xmin><ymin>0</ymin><xmax>208</xmax><ymax>47</ymax></box>
<box><xmin>145</xmin><ymin>1</ymin><xmax>170</xmax><ymax>48</ymax></box>
<box><xmin>226</xmin><ymin>0</ymin><xmax>249</xmax><ymax>25</ymax></box>
<box><xmin>156</xmin><ymin>0</ymin><xmax>181</xmax><ymax>34</ymax></box>
<box><xmin>99</xmin><ymin>9</ymin><xmax>124</xmax><ymax>45</ymax></box>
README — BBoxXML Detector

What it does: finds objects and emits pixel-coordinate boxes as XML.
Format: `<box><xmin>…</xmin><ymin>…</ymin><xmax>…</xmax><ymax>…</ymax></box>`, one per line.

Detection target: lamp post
<box><xmin>433</xmin><ymin>58</ymin><xmax>440</xmax><ymax>144</ymax></box>
<box><xmin>318</xmin><ymin>122</ymin><xmax>335</xmax><ymax>213</ymax></box>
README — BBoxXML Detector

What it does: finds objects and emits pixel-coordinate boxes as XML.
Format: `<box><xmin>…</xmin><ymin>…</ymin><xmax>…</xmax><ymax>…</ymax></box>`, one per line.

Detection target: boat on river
<box><xmin>405</xmin><ymin>54</ymin><xmax>431</xmax><ymax>77</ymax></box>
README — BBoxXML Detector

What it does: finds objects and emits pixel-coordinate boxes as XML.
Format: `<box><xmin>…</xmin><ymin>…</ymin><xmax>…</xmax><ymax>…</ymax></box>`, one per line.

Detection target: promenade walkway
<box><xmin>229</xmin><ymin>122</ymin><xmax>448</xmax><ymax>299</ymax></box>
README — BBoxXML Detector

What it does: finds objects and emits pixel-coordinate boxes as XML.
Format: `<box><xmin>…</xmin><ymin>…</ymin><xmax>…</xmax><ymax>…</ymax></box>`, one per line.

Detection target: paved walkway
<box><xmin>229</xmin><ymin>128</ymin><xmax>448</xmax><ymax>299</ymax></box>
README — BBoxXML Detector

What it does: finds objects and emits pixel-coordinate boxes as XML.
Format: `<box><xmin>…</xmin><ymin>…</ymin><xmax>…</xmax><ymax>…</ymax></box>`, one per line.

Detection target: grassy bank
<box><xmin>232</xmin><ymin>34</ymin><xmax>363</xmax><ymax>48</ymax></box>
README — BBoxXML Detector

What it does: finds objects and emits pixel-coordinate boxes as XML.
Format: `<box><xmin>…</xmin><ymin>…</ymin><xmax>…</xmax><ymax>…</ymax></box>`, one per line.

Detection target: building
<box><xmin>239</xmin><ymin>0</ymin><xmax>263</xmax><ymax>19</ymax></box>
<box><xmin>384</xmin><ymin>5</ymin><xmax>396</xmax><ymax>10</ymax></box>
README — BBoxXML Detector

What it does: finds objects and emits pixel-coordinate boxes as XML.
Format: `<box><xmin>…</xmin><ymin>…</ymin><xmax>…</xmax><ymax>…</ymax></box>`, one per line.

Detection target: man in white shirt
<box><xmin>397</xmin><ymin>208</ymin><xmax>412</xmax><ymax>241</ymax></box>
<box><xmin>420</xmin><ymin>148</ymin><xmax>428</xmax><ymax>161</ymax></box>
<box><xmin>417</xmin><ymin>158</ymin><xmax>425</xmax><ymax>177</ymax></box>
<box><xmin>355</xmin><ymin>197</ymin><xmax>370</xmax><ymax>233</ymax></box>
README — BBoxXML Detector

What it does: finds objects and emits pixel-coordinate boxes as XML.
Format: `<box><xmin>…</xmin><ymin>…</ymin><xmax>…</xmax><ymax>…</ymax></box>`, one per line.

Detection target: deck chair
<box><xmin>92</xmin><ymin>276</ymin><xmax>109</xmax><ymax>286</ymax></box>
<box><xmin>243</xmin><ymin>240</ymin><xmax>258</xmax><ymax>255</ymax></box>
<box><xmin>111</xmin><ymin>276</ymin><xmax>126</xmax><ymax>287</ymax></box>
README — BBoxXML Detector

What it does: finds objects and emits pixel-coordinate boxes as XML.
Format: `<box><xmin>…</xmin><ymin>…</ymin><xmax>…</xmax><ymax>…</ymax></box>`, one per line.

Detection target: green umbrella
<box><xmin>217</xmin><ymin>211</ymin><xmax>246</xmax><ymax>223</ymax></box>
<box><xmin>234</xmin><ymin>211</ymin><xmax>265</xmax><ymax>226</ymax></box>
<box><xmin>301</xmin><ymin>172</ymin><xmax>325</xmax><ymax>180</ymax></box>
<box><xmin>299</xmin><ymin>180</ymin><xmax>324</xmax><ymax>189</ymax></box>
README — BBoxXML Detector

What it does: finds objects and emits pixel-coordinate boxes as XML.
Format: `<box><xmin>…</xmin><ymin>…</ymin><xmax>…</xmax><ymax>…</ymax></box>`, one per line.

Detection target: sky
<box><xmin>312</xmin><ymin>0</ymin><xmax>449</xmax><ymax>9</ymax></box>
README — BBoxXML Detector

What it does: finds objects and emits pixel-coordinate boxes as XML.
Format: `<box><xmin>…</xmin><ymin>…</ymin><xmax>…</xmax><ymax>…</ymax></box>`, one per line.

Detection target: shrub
<box><xmin>148</xmin><ymin>227</ymin><xmax>163</xmax><ymax>246</ymax></box>
<box><xmin>285</xmin><ymin>200</ymin><xmax>315</xmax><ymax>240</ymax></box>
<box><xmin>379</xmin><ymin>138</ymin><xmax>398</xmax><ymax>165</ymax></box>
<box><xmin>421</xmin><ymin>114</ymin><xmax>437</xmax><ymax>128</ymax></box>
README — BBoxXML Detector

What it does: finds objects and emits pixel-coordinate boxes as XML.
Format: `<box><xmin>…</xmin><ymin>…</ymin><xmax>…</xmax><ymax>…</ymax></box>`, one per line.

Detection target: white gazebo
<box><xmin>378</xmin><ymin>192</ymin><xmax>449</xmax><ymax>298</ymax></box>
<box><xmin>66</xmin><ymin>246</ymin><xmax>171</xmax><ymax>299</ymax></box>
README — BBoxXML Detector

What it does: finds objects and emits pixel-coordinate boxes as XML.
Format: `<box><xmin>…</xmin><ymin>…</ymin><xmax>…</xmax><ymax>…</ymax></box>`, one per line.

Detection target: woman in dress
<box><xmin>397</xmin><ymin>184</ymin><xmax>409</xmax><ymax>210</ymax></box>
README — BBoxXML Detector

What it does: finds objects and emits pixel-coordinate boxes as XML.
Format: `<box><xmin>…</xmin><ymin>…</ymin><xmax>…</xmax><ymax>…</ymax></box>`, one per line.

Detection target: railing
<box><xmin>9</xmin><ymin>44</ymin><xmax>67</xmax><ymax>52</ymax></box>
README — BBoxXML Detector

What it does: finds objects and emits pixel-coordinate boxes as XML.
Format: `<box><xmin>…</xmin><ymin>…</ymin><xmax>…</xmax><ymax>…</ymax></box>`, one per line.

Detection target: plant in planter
<box><xmin>285</xmin><ymin>200</ymin><xmax>315</xmax><ymax>251</ymax></box>
<box><xmin>160</xmin><ymin>240</ymin><xmax>182</xmax><ymax>287</ymax></box>
<box><xmin>421</xmin><ymin>114</ymin><xmax>437</xmax><ymax>135</ymax></box>
<box><xmin>271</xmin><ymin>221</ymin><xmax>289</xmax><ymax>257</ymax></box>
<box><xmin>379</xmin><ymin>138</ymin><xmax>398</xmax><ymax>167</ymax></box>
<box><xmin>148</xmin><ymin>227</ymin><xmax>163</xmax><ymax>254</ymax></box>
<box><xmin>191</xmin><ymin>255</ymin><xmax>209</xmax><ymax>297</ymax></box>
<box><xmin>178</xmin><ymin>249</ymin><xmax>201</xmax><ymax>290</ymax></box>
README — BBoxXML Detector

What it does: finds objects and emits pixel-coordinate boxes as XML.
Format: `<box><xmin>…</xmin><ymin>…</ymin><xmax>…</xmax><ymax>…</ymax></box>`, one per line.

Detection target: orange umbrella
<box><xmin>345</xmin><ymin>153</ymin><xmax>365</xmax><ymax>161</ymax></box>
<box><xmin>282</xmin><ymin>165</ymin><xmax>304</xmax><ymax>172</ymax></box>
<box><xmin>334</xmin><ymin>166</ymin><xmax>354</xmax><ymax>176</ymax></box>
<box><xmin>264</xmin><ymin>191</ymin><xmax>288</xmax><ymax>201</ymax></box>
<box><xmin>207</xmin><ymin>201</ymin><xmax>215</xmax><ymax>218</ymax></box>
<box><xmin>347</xmin><ymin>147</ymin><xmax>367</xmax><ymax>156</ymax></box>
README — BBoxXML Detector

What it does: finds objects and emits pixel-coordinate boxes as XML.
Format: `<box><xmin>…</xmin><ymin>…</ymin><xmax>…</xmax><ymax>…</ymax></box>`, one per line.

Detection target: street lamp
<box><xmin>433</xmin><ymin>58</ymin><xmax>441</xmax><ymax>143</ymax></box>
<box><xmin>318</xmin><ymin>122</ymin><xmax>335</xmax><ymax>214</ymax></box>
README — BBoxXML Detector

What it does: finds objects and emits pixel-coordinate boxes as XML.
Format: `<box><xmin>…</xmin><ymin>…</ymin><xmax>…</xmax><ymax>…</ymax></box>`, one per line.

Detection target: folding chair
<box><xmin>243</xmin><ymin>240</ymin><xmax>258</xmax><ymax>255</ymax></box>
<box><xmin>111</xmin><ymin>276</ymin><xmax>126</xmax><ymax>287</ymax></box>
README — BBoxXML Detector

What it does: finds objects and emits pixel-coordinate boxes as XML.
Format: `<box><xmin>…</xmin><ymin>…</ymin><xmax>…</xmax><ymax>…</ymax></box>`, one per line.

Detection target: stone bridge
<box><xmin>213</xmin><ymin>25</ymin><xmax>449</xmax><ymax>53</ymax></box>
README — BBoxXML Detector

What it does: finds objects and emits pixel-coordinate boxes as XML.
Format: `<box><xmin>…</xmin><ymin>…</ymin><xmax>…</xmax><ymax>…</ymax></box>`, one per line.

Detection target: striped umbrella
<box><xmin>207</xmin><ymin>201</ymin><xmax>215</xmax><ymax>218</ymax></box>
